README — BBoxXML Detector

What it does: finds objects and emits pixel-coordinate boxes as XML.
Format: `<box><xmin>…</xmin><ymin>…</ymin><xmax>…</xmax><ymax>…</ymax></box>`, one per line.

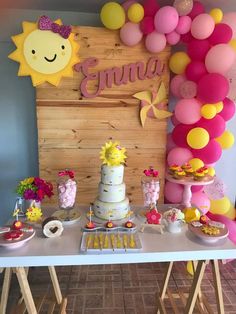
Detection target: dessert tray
<box><xmin>86</xmin><ymin>212</ymin><xmax>135</xmax><ymax>224</ymax></box>
<box><xmin>188</xmin><ymin>222</ymin><xmax>229</xmax><ymax>243</ymax></box>
<box><xmin>0</xmin><ymin>228</ymin><xmax>35</xmax><ymax>249</ymax></box>
<box><xmin>52</xmin><ymin>209</ymin><xmax>81</xmax><ymax>225</ymax></box>
<box><xmin>80</xmin><ymin>231</ymin><xmax>142</xmax><ymax>253</ymax></box>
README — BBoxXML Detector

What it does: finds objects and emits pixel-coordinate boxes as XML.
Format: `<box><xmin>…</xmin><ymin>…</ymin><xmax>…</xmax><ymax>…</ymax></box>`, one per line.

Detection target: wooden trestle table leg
<box><xmin>157</xmin><ymin>261</ymin><xmax>174</xmax><ymax>314</ymax></box>
<box><xmin>0</xmin><ymin>268</ymin><xmax>12</xmax><ymax>314</ymax></box>
<box><xmin>211</xmin><ymin>260</ymin><xmax>225</xmax><ymax>314</ymax></box>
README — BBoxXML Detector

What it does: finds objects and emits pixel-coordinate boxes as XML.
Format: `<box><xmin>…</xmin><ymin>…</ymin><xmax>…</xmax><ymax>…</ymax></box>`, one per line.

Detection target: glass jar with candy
<box><xmin>141</xmin><ymin>166</ymin><xmax>160</xmax><ymax>208</ymax></box>
<box><xmin>57</xmin><ymin>169</ymin><xmax>77</xmax><ymax>210</ymax></box>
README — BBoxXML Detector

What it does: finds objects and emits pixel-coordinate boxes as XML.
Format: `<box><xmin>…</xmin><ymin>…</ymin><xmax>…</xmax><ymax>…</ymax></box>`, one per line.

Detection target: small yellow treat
<box><xmin>169</xmin><ymin>164</ymin><xmax>181</xmax><ymax>174</ymax></box>
<box><xmin>193</xmin><ymin>169</ymin><xmax>206</xmax><ymax>181</ymax></box>
<box><xmin>202</xmin><ymin>225</ymin><xmax>220</xmax><ymax>235</ymax></box>
<box><xmin>173</xmin><ymin>169</ymin><xmax>186</xmax><ymax>180</ymax></box>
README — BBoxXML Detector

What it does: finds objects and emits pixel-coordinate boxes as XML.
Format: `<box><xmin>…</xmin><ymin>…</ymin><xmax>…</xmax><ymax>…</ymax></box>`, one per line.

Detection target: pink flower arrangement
<box><xmin>143</xmin><ymin>166</ymin><xmax>159</xmax><ymax>177</ymax></box>
<box><xmin>16</xmin><ymin>177</ymin><xmax>53</xmax><ymax>202</ymax></box>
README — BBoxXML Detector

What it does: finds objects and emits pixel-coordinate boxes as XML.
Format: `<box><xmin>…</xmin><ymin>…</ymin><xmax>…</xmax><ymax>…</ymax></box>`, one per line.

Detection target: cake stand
<box><xmin>166</xmin><ymin>174</ymin><xmax>214</xmax><ymax>208</ymax></box>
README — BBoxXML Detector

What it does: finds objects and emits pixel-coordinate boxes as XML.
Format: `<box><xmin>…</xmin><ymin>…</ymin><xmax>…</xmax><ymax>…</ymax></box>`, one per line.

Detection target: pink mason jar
<box><xmin>141</xmin><ymin>167</ymin><xmax>160</xmax><ymax>208</ymax></box>
<box><xmin>57</xmin><ymin>170</ymin><xmax>77</xmax><ymax>209</ymax></box>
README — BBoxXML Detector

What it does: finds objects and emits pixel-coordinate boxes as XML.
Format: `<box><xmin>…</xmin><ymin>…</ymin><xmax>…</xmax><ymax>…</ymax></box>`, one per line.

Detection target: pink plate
<box><xmin>0</xmin><ymin>229</ymin><xmax>35</xmax><ymax>249</ymax></box>
<box><xmin>188</xmin><ymin>223</ymin><xmax>229</xmax><ymax>243</ymax></box>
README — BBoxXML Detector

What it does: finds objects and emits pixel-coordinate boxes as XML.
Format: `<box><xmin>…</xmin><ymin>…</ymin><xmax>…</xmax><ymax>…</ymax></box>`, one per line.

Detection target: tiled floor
<box><xmin>1</xmin><ymin>260</ymin><xmax>236</xmax><ymax>313</ymax></box>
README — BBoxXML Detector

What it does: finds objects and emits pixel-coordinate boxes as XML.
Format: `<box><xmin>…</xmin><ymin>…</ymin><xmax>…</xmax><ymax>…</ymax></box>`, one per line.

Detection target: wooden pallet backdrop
<box><xmin>36</xmin><ymin>26</ymin><xmax>171</xmax><ymax>206</ymax></box>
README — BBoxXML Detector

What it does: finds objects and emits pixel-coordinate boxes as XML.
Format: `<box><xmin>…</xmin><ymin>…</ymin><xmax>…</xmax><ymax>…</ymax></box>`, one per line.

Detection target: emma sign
<box><xmin>74</xmin><ymin>56</ymin><xmax>164</xmax><ymax>98</ymax></box>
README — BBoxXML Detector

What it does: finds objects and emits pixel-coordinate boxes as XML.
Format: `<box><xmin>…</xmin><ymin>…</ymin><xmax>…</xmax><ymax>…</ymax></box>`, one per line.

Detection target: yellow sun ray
<box><xmin>100</xmin><ymin>141</ymin><xmax>127</xmax><ymax>166</ymax></box>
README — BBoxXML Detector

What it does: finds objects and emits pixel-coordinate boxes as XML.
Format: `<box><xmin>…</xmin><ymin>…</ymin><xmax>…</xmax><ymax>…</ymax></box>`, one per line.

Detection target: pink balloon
<box><xmin>172</xmin><ymin>124</ymin><xmax>192</xmax><ymax>147</ymax></box>
<box><xmin>120</xmin><ymin>22</ymin><xmax>143</xmax><ymax>46</ymax></box>
<box><xmin>197</xmin><ymin>73</ymin><xmax>230</xmax><ymax>103</ymax></box>
<box><xmin>181</xmin><ymin>32</ymin><xmax>194</xmax><ymax>43</ymax></box>
<box><xmin>140</xmin><ymin>16</ymin><xmax>154</xmax><ymax>35</ymax></box>
<box><xmin>171</xmin><ymin>112</ymin><xmax>181</xmax><ymax>126</ymax></box>
<box><xmin>175</xmin><ymin>98</ymin><xmax>202</xmax><ymax>124</ymax></box>
<box><xmin>191</xmin><ymin>14</ymin><xmax>215</xmax><ymax>40</ymax></box>
<box><xmin>195</xmin><ymin>116</ymin><xmax>226</xmax><ymax>138</ymax></box>
<box><xmin>185</xmin><ymin>61</ymin><xmax>207</xmax><ymax>82</ymax></box>
<box><xmin>166</xmin><ymin>133</ymin><xmax>177</xmax><ymax>153</ymax></box>
<box><xmin>188</xmin><ymin>1</ymin><xmax>205</xmax><ymax>19</ymax></box>
<box><xmin>145</xmin><ymin>31</ymin><xmax>166</xmax><ymax>52</ymax></box>
<box><xmin>191</xmin><ymin>191</ymin><xmax>210</xmax><ymax>214</ymax></box>
<box><xmin>154</xmin><ymin>6</ymin><xmax>179</xmax><ymax>34</ymax></box>
<box><xmin>179</xmin><ymin>80</ymin><xmax>197</xmax><ymax>99</ymax></box>
<box><xmin>170</xmin><ymin>75</ymin><xmax>186</xmax><ymax>98</ymax></box>
<box><xmin>219</xmin><ymin>97</ymin><xmax>236</xmax><ymax>121</ymax></box>
<box><xmin>208</xmin><ymin>23</ymin><xmax>233</xmax><ymax>45</ymax></box>
<box><xmin>164</xmin><ymin>181</ymin><xmax>184</xmax><ymax>204</ymax></box>
<box><xmin>143</xmin><ymin>0</ymin><xmax>160</xmax><ymax>16</ymax></box>
<box><xmin>166</xmin><ymin>31</ymin><xmax>180</xmax><ymax>45</ymax></box>
<box><xmin>191</xmin><ymin>185</ymin><xmax>203</xmax><ymax>193</ymax></box>
<box><xmin>191</xmin><ymin>140</ymin><xmax>222</xmax><ymax>164</ymax></box>
<box><xmin>167</xmin><ymin>147</ymin><xmax>193</xmax><ymax>166</ymax></box>
<box><xmin>175</xmin><ymin>15</ymin><xmax>192</xmax><ymax>35</ymax></box>
<box><xmin>222</xmin><ymin>12</ymin><xmax>236</xmax><ymax>39</ymax></box>
<box><xmin>187</xmin><ymin>39</ymin><xmax>211</xmax><ymax>61</ymax></box>
<box><xmin>205</xmin><ymin>44</ymin><xmax>236</xmax><ymax>75</ymax></box>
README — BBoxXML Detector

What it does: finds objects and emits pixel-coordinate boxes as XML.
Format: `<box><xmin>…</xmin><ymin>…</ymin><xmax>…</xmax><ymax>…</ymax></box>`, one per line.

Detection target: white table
<box><xmin>0</xmin><ymin>205</ymin><xmax>236</xmax><ymax>313</ymax></box>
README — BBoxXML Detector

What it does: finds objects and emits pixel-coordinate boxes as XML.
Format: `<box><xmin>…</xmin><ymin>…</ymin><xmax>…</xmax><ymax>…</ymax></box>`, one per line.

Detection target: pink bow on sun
<box><xmin>38</xmin><ymin>15</ymin><xmax>72</xmax><ymax>39</ymax></box>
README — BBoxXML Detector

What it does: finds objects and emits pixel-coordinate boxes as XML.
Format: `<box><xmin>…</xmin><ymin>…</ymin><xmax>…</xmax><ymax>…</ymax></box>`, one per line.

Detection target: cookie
<box><xmin>202</xmin><ymin>225</ymin><xmax>220</xmax><ymax>235</ymax></box>
<box><xmin>209</xmin><ymin>221</ymin><xmax>225</xmax><ymax>229</ymax></box>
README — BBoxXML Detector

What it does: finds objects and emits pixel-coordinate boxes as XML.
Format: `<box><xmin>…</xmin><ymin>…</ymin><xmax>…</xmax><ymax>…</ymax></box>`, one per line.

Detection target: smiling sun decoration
<box><xmin>8</xmin><ymin>16</ymin><xmax>80</xmax><ymax>86</ymax></box>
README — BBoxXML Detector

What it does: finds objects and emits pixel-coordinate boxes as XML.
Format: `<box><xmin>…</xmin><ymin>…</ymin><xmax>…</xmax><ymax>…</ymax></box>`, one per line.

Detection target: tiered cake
<box><xmin>92</xmin><ymin>142</ymin><xmax>129</xmax><ymax>220</ymax></box>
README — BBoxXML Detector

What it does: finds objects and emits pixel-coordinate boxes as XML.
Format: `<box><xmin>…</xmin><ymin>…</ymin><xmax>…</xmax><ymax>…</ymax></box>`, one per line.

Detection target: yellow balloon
<box><xmin>229</xmin><ymin>39</ymin><xmax>236</xmax><ymax>53</ymax></box>
<box><xmin>224</xmin><ymin>203</ymin><xmax>236</xmax><ymax>220</ymax></box>
<box><xmin>216</xmin><ymin>131</ymin><xmax>235</xmax><ymax>149</ymax></box>
<box><xmin>187</xmin><ymin>127</ymin><xmax>210</xmax><ymax>149</ymax></box>
<box><xmin>209</xmin><ymin>8</ymin><xmax>223</xmax><ymax>24</ymax></box>
<box><xmin>187</xmin><ymin>261</ymin><xmax>194</xmax><ymax>276</ymax></box>
<box><xmin>128</xmin><ymin>3</ymin><xmax>144</xmax><ymax>23</ymax></box>
<box><xmin>210</xmin><ymin>197</ymin><xmax>231</xmax><ymax>215</ymax></box>
<box><xmin>201</xmin><ymin>104</ymin><xmax>217</xmax><ymax>119</ymax></box>
<box><xmin>214</xmin><ymin>101</ymin><xmax>223</xmax><ymax>113</ymax></box>
<box><xmin>208</xmin><ymin>167</ymin><xmax>215</xmax><ymax>177</ymax></box>
<box><xmin>189</xmin><ymin>158</ymin><xmax>204</xmax><ymax>171</ymax></box>
<box><xmin>169</xmin><ymin>52</ymin><xmax>191</xmax><ymax>74</ymax></box>
<box><xmin>100</xmin><ymin>2</ymin><xmax>125</xmax><ymax>30</ymax></box>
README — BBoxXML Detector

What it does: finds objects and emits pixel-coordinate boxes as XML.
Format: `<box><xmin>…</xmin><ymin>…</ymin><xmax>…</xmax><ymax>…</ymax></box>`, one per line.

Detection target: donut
<box><xmin>42</xmin><ymin>217</ymin><xmax>64</xmax><ymax>238</ymax></box>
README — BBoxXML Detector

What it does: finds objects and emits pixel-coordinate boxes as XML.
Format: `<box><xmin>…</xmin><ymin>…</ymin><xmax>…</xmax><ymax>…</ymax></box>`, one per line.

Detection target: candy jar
<box><xmin>57</xmin><ymin>170</ymin><xmax>77</xmax><ymax>220</ymax></box>
<box><xmin>141</xmin><ymin>166</ymin><xmax>160</xmax><ymax>208</ymax></box>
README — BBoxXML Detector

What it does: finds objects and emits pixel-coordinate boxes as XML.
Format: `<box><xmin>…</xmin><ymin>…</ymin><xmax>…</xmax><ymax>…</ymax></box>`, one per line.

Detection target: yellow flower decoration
<box><xmin>26</xmin><ymin>206</ymin><xmax>42</xmax><ymax>222</ymax></box>
<box><xmin>21</xmin><ymin>177</ymin><xmax>34</xmax><ymax>185</ymax></box>
<box><xmin>133</xmin><ymin>81</ymin><xmax>172</xmax><ymax>127</ymax></box>
<box><xmin>100</xmin><ymin>141</ymin><xmax>127</xmax><ymax>166</ymax></box>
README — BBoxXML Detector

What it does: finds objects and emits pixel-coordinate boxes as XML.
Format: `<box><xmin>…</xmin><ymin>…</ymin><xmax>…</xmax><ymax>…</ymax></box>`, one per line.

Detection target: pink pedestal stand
<box><xmin>166</xmin><ymin>174</ymin><xmax>214</xmax><ymax>208</ymax></box>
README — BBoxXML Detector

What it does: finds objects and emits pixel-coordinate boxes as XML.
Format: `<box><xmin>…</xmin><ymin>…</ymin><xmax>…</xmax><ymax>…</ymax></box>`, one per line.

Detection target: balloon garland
<box><xmin>100</xmin><ymin>1</ymin><xmax>236</xmax><ymax>221</ymax></box>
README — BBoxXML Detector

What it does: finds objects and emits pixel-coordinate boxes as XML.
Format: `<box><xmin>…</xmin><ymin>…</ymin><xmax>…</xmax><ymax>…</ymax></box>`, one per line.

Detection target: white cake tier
<box><xmin>93</xmin><ymin>197</ymin><xmax>130</xmax><ymax>220</ymax></box>
<box><xmin>101</xmin><ymin>164</ymin><xmax>124</xmax><ymax>185</ymax></box>
<box><xmin>98</xmin><ymin>182</ymin><xmax>126</xmax><ymax>203</ymax></box>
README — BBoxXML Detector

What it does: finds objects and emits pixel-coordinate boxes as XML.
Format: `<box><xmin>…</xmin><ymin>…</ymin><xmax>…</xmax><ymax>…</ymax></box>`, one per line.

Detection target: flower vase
<box><xmin>23</xmin><ymin>199</ymin><xmax>41</xmax><ymax>214</ymax></box>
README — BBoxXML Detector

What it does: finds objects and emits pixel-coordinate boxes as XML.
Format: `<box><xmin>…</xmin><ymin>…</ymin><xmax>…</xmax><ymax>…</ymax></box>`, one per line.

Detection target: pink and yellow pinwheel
<box><xmin>133</xmin><ymin>81</ymin><xmax>172</xmax><ymax>127</ymax></box>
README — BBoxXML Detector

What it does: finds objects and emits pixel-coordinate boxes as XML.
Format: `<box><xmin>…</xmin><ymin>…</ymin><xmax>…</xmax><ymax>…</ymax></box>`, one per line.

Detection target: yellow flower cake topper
<box><xmin>100</xmin><ymin>141</ymin><xmax>127</xmax><ymax>166</ymax></box>
<box><xmin>8</xmin><ymin>16</ymin><xmax>80</xmax><ymax>87</ymax></box>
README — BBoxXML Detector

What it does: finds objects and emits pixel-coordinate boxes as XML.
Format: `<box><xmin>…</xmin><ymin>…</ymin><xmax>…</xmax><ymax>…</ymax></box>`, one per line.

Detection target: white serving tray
<box><xmin>80</xmin><ymin>231</ymin><xmax>142</xmax><ymax>253</ymax></box>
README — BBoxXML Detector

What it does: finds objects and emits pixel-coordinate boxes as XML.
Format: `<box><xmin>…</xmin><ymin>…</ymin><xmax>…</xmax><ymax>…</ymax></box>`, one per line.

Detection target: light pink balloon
<box><xmin>166</xmin><ymin>133</ymin><xmax>177</xmax><ymax>153</ymax></box>
<box><xmin>120</xmin><ymin>22</ymin><xmax>143</xmax><ymax>46</ymax></box>
<box><xmin>166</xmin><ymin>31</ymin><xmax>180</xmax><ymax>45</ymax></box>
<box><xmin>175</xmin><ymin>98</ymin><xmax>202</xmax><ymax>124</ymax></box>
<box><xmin>179</xmin><ymin>80</ymin><xmax>197</xmax><ymax>99</ymax></box>
<box><xmin>171</xmin><ymin>112</ymin><xmax>181</xmax><ymax>126</ymax></box>
<box><xmin>191</xmin><ymin>13</ymin><xmax>215</xmax><ymax>40</ymax></box>
<box><xmin>154</xmin><ymin>6</ymin><xmax>179</xmax><ymax>34</ymax></box>
<box><xmin>205</xmin><ymin>44</ymin><xmax>236</xmax><ymax>75</ymax></box>
<box><xmin>170</xmin><ymin>74</ymin><xmax>186</xmax><ymax>98</ymax></box>
<box><xmin>167</xmin><ymin>147</ymin><xmax>193</xmax><ymax>166</ymax></box>
<box><xmin>222</xmin><ymin>12</ymin><xmax>236</xmax><ymax>38</ymax></box>
<box><xmin>191</xmin><ymin>191</ymin><xmax>210</xmax><ymax>214</ymax></box>
<box><xmin>175</xmin><ymin>15</ymin><xmax>192</xmax><ymax>35</ymax></box>
<box><xmin>145</xmin><ymin>31</ymin><xmax>166</xmax><ymax>52</ymax></box>
<box><xmin>164</xmin><ymin>181</ymin><xmax>184</xmax><ymax>204</ymax></box>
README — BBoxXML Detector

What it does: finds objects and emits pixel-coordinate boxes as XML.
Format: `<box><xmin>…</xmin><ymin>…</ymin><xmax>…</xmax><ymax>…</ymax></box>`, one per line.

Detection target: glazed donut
<box><xmin>42</xmin><ymin>217</ymin><xmax>64</xmax><ymax>238</ymax></box>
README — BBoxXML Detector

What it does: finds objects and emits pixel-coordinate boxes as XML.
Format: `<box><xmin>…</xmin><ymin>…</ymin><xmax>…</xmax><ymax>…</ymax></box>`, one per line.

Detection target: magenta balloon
<box><xmin>219</xmin><ymin>97</ymin><xmax>236</xmax><ymax>121</ymax></box>
<box><xmin>167</xmin><ymin>147</ymin><xmax>193</xmax><ymax>166</ymax></box>
<box><xmin>120</xmin><ymin>22</ymin><xmax>143</xmax><ymax>46</ymax></box>
<box><xmin>208</xmin><ymin>24</ymin><xmax>233</xmax><ymax>45</ymax></box>
<box><xmin>172</xmin><ymin>124</ymin><xmax>191</xmax><ymax>147</ymax></box>
<box><xmin>175</xmin><ymin>15</ymin><xmax>192</xmax><ymax>35</ymax></box>
<box><xmin>175</xmin><ymin>98</ymin><xmax>202</xmax><ymax>124</ymax></box>
<box><xmin>170</xmin><ymin>74</ymin><xmax>186</xmax><ymax>98</ymax></box>
<box><xmin>187</xmin><ymin>39</ymin><xmax>211</xmax><ymax>61</ymax></box>
<box><xmin>205</xmin><ymin>44</ymin><xmax>236</xmax><ymax>75</ymax></box>
<box><xmin>191</xmin><ymin>191</ymin><xmax>210</xmax><ymax>214</ymax></box>
<box><xmin>191</xmin><ymin>139</ymin><xmax>222</xmax><ymax>164</ymax></box>
<box><xmin>143</xmin><ymin>0</ymin><xmax>160</xmax><ymax>16</ymax></box>
<box><xmin>154</xmin><ymin>6</ymin><xmax>179</xmax><ymax>34</ymax></box>
<box><xmin>188</xmin><ymin>1</ymin><xmax>205</xmax><ymax>19</ymax></box>
<box><xmin>185</xmin><ymin>61</ymin><xmax>207</xmax><ymax>82</ymax></box>
<box><xmin>164</xmin><ymin>181</ymin><xmax>184</xmax><ymax>203</ymax></box>
<box><xmin>181</xmin><ymin>32</ymin><xmax>194</xmax><ymax>43</ymax></box>
<box><xmin>195</xmin><ymin>115</ymin><xmax>226</xmax><ymax>138</ymax></box>
<box><xmin>166</xmin><ymin>133</ymin><xmax>177</xmax><ymax>153</ymax></box>
<box><xmin>171</xmin><ymin>112</ymin><xmax>181</xmax><ymax>126</ymax></box>
<box><xmin>197</xmin><ymin>73</ymin><xmax>230</xmax><ymax>103</ymax></box>
<box><xmin>140</xmin><ymin>16</ymin><xmax>155</xmax><ymax>35</ymax></box>
<box><xmin>191</xmin><ymin>185</ymin><xmax>203</xmax><ymax>193</ymax></box>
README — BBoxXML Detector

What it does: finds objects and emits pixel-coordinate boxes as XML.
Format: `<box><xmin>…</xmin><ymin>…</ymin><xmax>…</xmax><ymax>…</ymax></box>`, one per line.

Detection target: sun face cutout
<box><xmin>100</xmin><ymin>141</ymin><xmax>127</xmax><ymax>166</ymax></box>
<box><xmin>8</xmin><ymin>19</ymin><xmax>80</xmax><ymax>86</ymax></box>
